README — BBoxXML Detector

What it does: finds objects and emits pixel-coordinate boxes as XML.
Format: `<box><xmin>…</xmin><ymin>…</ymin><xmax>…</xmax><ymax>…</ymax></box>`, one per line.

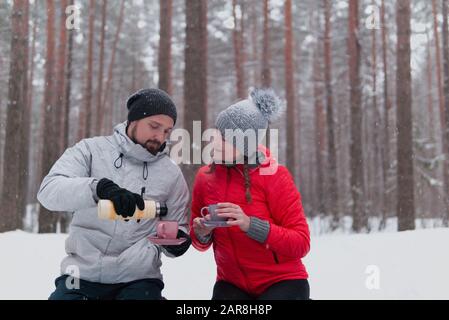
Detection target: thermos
<box><xmin>98</xmin><ymin>200</ymin><xmax>168</xmax><ymax>220</ymax></box>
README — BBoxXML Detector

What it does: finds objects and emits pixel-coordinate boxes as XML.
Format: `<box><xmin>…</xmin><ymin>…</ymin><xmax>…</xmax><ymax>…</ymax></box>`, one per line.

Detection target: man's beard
<box><xmin>144</xmin><ymin>140</ymin><xmax>162</xmax><ymax>155</ymax></box>
<box><xmin>130</xmin><ymin>125</ymin><xmax>162</xmax><ymax>155</ymax></box>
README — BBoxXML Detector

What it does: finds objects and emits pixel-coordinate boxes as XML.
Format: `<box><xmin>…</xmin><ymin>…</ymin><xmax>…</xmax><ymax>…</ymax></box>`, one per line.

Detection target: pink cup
<box><xmin>156</xmin><ymin>221</ymin><xmax>178</xmax><ymax>239</ymax></box>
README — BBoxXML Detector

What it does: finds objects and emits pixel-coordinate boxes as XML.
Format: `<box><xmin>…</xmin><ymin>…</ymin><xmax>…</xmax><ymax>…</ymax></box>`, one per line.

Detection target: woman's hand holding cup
<box><xmin>193</xmin><ymin>215</ymin><xmax>215</xmax><ymax>237</ymax></box>
<box><xmin>216</xmin><ymin>202</ymin><xmax>250</xmax><ymax>232</ymax></box>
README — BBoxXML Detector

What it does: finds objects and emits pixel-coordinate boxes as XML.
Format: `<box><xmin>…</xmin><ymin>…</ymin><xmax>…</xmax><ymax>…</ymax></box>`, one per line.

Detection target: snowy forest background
<box><xmin>1</xmin><ymin>0</ymin><xmax>449</xmax><ymax>235</ymax></box>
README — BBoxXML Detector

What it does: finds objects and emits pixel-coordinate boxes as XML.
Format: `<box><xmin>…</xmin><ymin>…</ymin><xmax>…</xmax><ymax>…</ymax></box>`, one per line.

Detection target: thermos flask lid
<box><xmin>159</xmin><ymin>203</ymin><xmax>168</xmax><ymax>216</ymax></box>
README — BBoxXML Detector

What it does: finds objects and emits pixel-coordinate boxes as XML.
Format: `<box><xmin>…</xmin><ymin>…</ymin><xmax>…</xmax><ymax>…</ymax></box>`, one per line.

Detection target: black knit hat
<box><xmin>127</xmin><ymin>88</ymin><xmax>177</xmax><ymax>124</ymax></box>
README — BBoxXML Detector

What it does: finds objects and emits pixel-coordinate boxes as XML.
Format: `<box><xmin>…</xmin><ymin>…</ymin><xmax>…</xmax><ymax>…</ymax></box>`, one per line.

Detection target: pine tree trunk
<box><xmin>63</xmin><ymin>0</ymin><xmax>75</xmax><ymax>149</ymax></box>
<box><xmin>101</xmin><ymin>0</ymin><xmax>125</xmax><ymax>134</ymax></box>
<box><xmin>182</xmin><ymin>0</ymin><xmax>208</xmax><ymax>187</ymax></box>
<box><xmin>250</xmin><ymin>3</ymin><xmax>259</xmax><ymax>86</ymax></box>
<box><xmin>284</xmin><ymin>0</ymin><xmax>297</xmax><ymax>181</ymax></box>
<box><xmin>26</xmin><ymin>1</ymin><xmax>38</xmax><ymax>206</ymax></box>
<box><xmin>426</xmin><ymin>29</ymin><xmax>436</xmax><ymax>139</ymax></box>
<box><xmin>57</xmin><ymin>0</ymin><xmax>71</xmax><ymax>233</ymax></box>
<box><xmin>380</xmin><ymin>0</ymin><xmax>391</xmax><ymax>229</ymax></box>
<box><xmin>323</xmin><ymin>0</ymin><xmax>339</xmax><ymax>228</ymax></box>
<box><xmin>159</xmin><ymin>0</ymin><xmax>173</xmax><ymax>95</ymax></box>
<box><xmin>131</xmin><ymin>37</ymin><xmax>137</xmax><ymax>92</ymax></box>
<box><xmin>0</xmin><ymin>0</ymin><xmax>29</xmax><ymax>233</ymax></box>
<box><xmin>27</xmin><ymin>2</ymin><xmax>37</xmax><ymax>131</ymax></box>
<box><xmin>55</xmin><ymin>0</ymin><xmax>68</xmax><ymax>156</ymax></box>
<box><xmin>233</xmin><ymin>0</ymin><xmax>246</xmax><ymax>99</ymax></box>
<box><xmin>348</xmin><ymin>0</ymin><xmax>366</xmax><ymax>232</ymax></box>
<box><xmin>425</xmin><ymin>30</ymin><xmax>439</xmax><ymax>223</ymax></box>
<box><xmin>432</xmin><ymin>0</ymin><xmax>445</xmax><ymax>129</ymax></box>
<box><xmin>371</xmin><ymin>1</ymin><xmax>382</xmax><ymax>224</ymax></box>
<box><xmin>96</xmin><ymin>0</ymin><xmax>107</xmax><ymax>136</ymax></box>
<box><xmin>18</xmin><ymin>0</ymin><xmax>30</xmax><ymax>226</ymax></box>
<box><xmin>39</xmin><ymin>0</ymin><xmax>57</xmax><ymax>233</ymax></box>
<box><xmin>261</xmin><ymin>0</ymin><xmax>271</xmax><ymax>87</ymax></box>
<box><xmin>313</xmin><ymin>45</ymin><xmax>325</xmax><ymax>215</ymax></box>
<box><xmin>261</xmin><ymin>0</ymin><xmax>272</xmax><ymax>149</ymax></box>
<box><xmin>78</xmin><ymin>0</ymin><xmax>95</xmax><ymax>140</ymax></box>
<box><xmin>441</xmin><ymin>0</ymin><xmax>449</xmax><ymax>224</ymax></box>
<box><xmin>396</xmin><ymin>0</ymin><xmax>415</xmax><ymax>231</ymax></box>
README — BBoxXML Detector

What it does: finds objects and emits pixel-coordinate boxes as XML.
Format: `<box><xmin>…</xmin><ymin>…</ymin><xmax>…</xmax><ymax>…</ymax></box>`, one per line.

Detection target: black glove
<box><xmin>162</xmin><ymin>230</ymin><xmax>191</xmax><ymax>257</ymax></box>
<box><xmin>96</xmin><ymin>178</ymin><xmax>145</xmax><ymax>219</ymax></box>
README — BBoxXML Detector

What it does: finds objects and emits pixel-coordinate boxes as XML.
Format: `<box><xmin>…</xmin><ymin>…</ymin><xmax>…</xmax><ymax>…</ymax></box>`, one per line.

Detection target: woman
<box><xmin>189</xmin><ymin>88</ymin><xmax>311</xmax><ymax>300</ymax></box>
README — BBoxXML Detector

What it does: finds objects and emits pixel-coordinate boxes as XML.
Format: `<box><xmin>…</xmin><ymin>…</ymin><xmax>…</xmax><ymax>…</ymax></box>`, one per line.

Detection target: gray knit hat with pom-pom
<box><xmin>215</xmin><ymin>87</ymin><xmax>284</xmax><ymax>159</ymax></box>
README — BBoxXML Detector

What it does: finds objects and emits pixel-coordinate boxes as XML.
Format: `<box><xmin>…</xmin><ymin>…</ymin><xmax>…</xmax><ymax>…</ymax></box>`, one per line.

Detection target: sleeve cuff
<box><xmin>90</xmin><ymin>179</ymin><xmax>100</xmax><ymax>203</ymax></box>
<box><xmin>246</xmin><ymin>217</ymin><xmax>270</xmax><ymax>243</ymax></box>
<box><xmin>194</xmin><ymin>229</ymin><xmax>213</xmax><ymax>244</ymax></box>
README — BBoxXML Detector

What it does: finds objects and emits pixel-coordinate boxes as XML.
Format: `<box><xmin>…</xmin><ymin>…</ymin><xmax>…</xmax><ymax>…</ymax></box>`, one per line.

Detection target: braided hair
<box><xmin>242</xmin><ymin>164</ymin><xmax>252</xmax><ymax>203</ymax></box>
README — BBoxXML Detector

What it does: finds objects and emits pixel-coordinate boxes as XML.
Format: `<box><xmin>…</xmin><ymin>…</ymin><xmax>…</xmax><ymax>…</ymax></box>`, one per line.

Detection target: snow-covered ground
<box><xmin>1</xmin><ymin>228</ymin><xmax>448</xmax><ymax>300</ymax></box>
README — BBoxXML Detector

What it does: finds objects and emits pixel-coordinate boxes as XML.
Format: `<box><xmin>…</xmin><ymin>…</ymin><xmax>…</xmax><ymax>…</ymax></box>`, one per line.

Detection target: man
<box><xmin>37</xmin><ymin>88</ymin><xmax>191</xmax><ymax>300</ymax></box>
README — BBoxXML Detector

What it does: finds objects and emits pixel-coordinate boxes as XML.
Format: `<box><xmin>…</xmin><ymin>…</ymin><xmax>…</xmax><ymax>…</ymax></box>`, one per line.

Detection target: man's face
<box><xmin>127</xmin><ymin>115</ymin><xmax>174</xmax><ymax>155</ymax></box>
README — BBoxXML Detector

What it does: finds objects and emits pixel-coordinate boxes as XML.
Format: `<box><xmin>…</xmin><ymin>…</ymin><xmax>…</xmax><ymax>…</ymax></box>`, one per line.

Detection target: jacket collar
<box><xmin>113</xmin><ymin>121</ymin><xmax>168</xmax><ymax>163</ymax></box>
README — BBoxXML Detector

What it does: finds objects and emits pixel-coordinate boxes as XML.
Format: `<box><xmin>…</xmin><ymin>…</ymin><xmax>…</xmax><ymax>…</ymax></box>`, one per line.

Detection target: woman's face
<box><xmin>211</xmin><ymin>129</ymin><xmax>242</xmax><ymax>163</ymax></box>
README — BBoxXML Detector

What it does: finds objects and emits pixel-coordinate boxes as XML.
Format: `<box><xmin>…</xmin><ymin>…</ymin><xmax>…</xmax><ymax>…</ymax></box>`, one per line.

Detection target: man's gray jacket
<box><xmin>37</xmin><ymin>121</ymin><xmax>190</xmax><ymax>284</ymax></box>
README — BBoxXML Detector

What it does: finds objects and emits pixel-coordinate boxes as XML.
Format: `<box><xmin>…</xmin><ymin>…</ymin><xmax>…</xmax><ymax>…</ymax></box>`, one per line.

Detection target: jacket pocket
<box><xmin>272</xmin><ymin>251</ymin><xmax>279</xmax><ymax>264</ymax></box>
<box><xmin>147</xmin><ymin>243</ymin><xmax>162</xmax><ymax>271</ymax></box>
<box><xmin>154</xmin><ymin>245</ymin><xmax>162</xmax><ymax>261</ymax></box>
<box><xmin>271</xmin><ymin>250</ymin><xmax>297</xmax><ymax>264</ymax></box>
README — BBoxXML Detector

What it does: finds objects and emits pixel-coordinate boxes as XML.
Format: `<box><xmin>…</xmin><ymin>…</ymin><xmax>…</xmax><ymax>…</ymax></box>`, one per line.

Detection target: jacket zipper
<box><xmin>234</xmin><ymin>166</ymin><xmax>278</xmax><ymax>266</ymax></box>
<box><xmin>224</xmin><ymin>167</ymin><xmax>251</xmax><ymax>293</ymax></box>
<box><xmin>100</xmin><ymin>220</ymin><xmax>117</xmax><ymax>283</ymax></box>
<box><xmin>101</xmin><ymin>157</ymin><xmax>125</xmax><ymax>282</ymax></box>
<box><xmin>137</xmin><ymin>187</ymin><xmax>146</xmax><ymax>223</ymax></box>
<box><xmin>234</xmin><ymin>166</ymin><xmax>255</xmax><ymax>178</ymax></box>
